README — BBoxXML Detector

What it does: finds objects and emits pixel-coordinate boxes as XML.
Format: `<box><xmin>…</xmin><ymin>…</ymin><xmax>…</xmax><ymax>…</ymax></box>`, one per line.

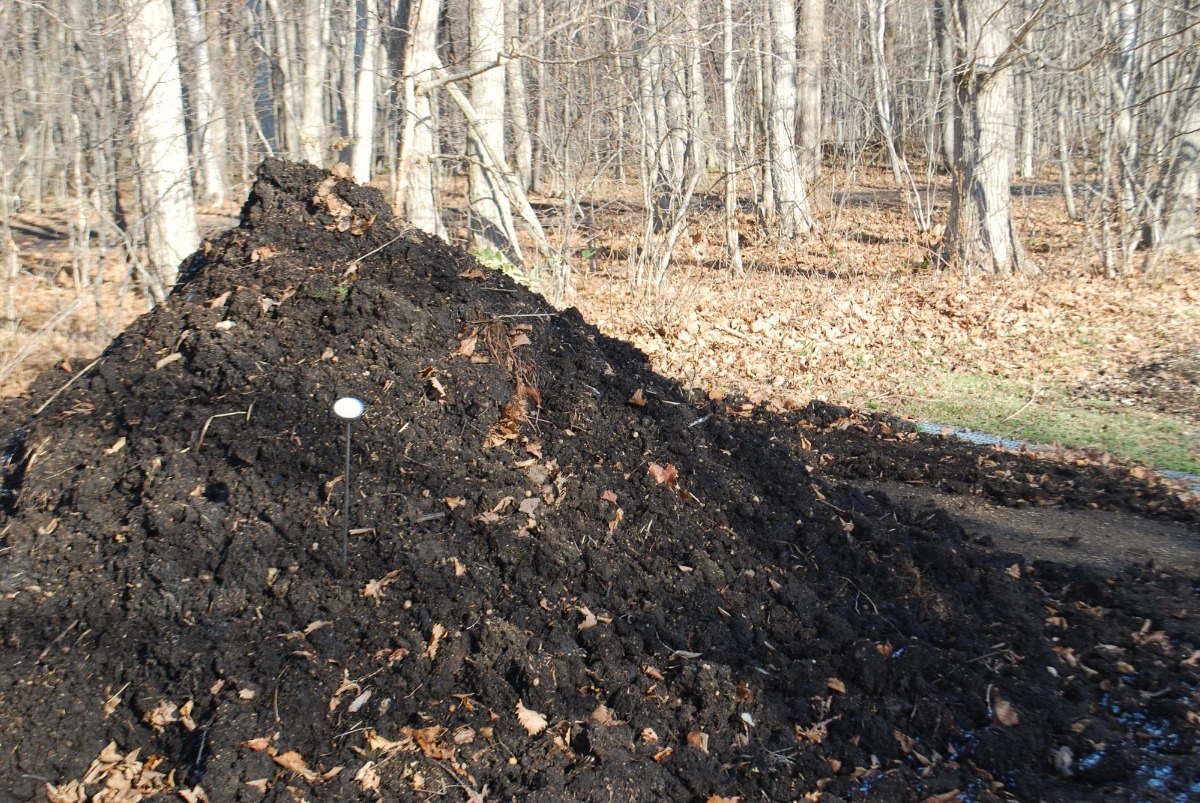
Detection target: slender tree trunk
<box><xmin>1056</xmin><ymin>79</ymin><xmax>1079</xmax><ymax>220</ymax></box>
<box><xmin>867</xmin><ymin>0</ymin><xmax>904</xmax><ymax>184</ymax></box>
<box><xmin>1019</xmin><ymin>62</ymin><xmax>1036</xmax><ymax>178</ymax></box>
<box><xmin>397</xmin><ymin>0</ymin><xmax>444</xmax><ymax>237</ymax></box>
<box><xmin>119</xmin><ymin>0</ymin><xmax>200</xmax><ymax>298</ymax></box>
<box><xmin>529</xmin><ymin>0</ymin><xmax>546</xmax><ymax>192</ymax></box>
<box><xmin>467</xmin><ymin>0</ymin><xmax>520</xmax><ymax>260</ymax></box>
<box><xmin>505</xmin><ymin>0</ymin><xmax>533</xmax><ymax>190</ymax></box>
<box><xmin>767</xmin><ymin>0</ymin><xmax>814</xmax><ymax>238</ymax></box>
<box><xmin>1108</xmin><ymin>0</ymin><xmax>1141</xmax><ymax>273</ymax></box>
<box><xmin>938</xmin><ymin>0</ymin><xmax>1031</xmax><ymax>274</ymax></box>
<box><xmin>721</xmin><ymin>0</ymin><xmax>743</xmax><ymax>275</ymax></box>
<box><xmin>351</xmin><ymin>0</ymin><xmax>381</xmax><ymax>182</ymax></box>
<box><xmin>266</xmin><ymin>0</ymin><xmax>302</xmax><ymax>154</ymax></box>
<box><xmin>935</xmin><ymin>0</ymin><xmax>955</xmax><ymax>171</ymax></box>
<box><xmin>299</xmin><ymin>0</ymin><xmax>329</xmax><ymax>164</ymax></box>
<box><xmin>179</xmin><ymin>0</ymin><xmax>228</xmax><ymax>206</ymax></box>
<box><xmin>798</xmin><ymin>0</ymin><xmax>824</xmax><ymax>184</ymax></box>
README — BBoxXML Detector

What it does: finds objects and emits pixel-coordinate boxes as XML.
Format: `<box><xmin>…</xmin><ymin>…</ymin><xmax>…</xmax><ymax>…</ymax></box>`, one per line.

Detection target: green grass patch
<box><xmin>893</xmin><ymin>371</ymin><xmax>1200</xmax><ymax>475</ymax></box>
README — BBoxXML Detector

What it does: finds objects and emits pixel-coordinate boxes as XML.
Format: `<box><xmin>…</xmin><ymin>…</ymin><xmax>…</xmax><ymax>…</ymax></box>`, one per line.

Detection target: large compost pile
<box><xmin>2</xmin><ymin>160</ymin><xmax>1197</xmax><ymax>802</ymax></box>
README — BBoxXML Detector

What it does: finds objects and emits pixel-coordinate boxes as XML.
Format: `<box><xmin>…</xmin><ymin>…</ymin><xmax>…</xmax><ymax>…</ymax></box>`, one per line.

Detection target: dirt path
<box><xmin>859</xmin><ymin>480</ymin><xmax>1200</xmax><ymax>574</ymax></box>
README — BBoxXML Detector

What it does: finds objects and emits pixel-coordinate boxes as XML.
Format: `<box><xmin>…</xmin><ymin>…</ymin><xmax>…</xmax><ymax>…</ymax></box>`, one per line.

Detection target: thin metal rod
<box><xmin>343</xmin><ymin>419</ymin><xmax>352</xmax><ymax>577</ymax></box>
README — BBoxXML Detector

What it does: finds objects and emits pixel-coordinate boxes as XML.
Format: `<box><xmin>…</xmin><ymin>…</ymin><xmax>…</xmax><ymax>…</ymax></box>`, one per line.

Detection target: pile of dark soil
<box><xmin>2</xmin><ymin>160</ymin><xmax>1197</xmax><ymax>802</ymax></box>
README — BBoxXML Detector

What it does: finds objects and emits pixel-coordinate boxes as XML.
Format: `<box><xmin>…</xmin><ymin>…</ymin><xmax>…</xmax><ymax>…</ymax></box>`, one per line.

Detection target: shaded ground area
<box><xmin>1</xmin><ymin>161</ymin><xmax>1197</xmax><ymax>802</ymax></box>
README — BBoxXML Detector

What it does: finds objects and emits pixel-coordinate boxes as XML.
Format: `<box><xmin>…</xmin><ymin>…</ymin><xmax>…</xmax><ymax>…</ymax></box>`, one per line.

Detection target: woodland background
<box><xmin>1</xmin><ymin>0</ymin><xmax>1198</xmax><ymax>474</ymax></box>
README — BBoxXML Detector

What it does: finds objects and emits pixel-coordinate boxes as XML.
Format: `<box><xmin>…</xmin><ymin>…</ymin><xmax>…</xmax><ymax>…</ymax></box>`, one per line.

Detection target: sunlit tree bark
<box><xmin>938</xmin><ymin>0</ymin><xmax>1035</xmax><ymax>274</ymax></box>
<box><xmin>119</xmin><ymin>0</ymin><xmax>200</xmax><ymax>298</ymax></box>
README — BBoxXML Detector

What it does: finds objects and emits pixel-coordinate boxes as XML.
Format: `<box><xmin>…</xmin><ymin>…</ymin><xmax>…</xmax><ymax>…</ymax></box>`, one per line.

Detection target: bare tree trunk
<box><xmin>467</xmin><ymin>0</ymin><xmax>521</xmax><ymax>260</ymax></box>
<box><xmin>1056</xmin><ymin>78</ymin><xmax>1079</xmax><ymax>220</ymax></box>
<box><xmin>1107</xmin><ymin>0</ymin><xmax>1141</xmax><ymax>273</ymax></box>
<box><xmin>397</xmin><ymin>0</ymin><xmax>445</xmax><ymax>237</ymax></box>
<box><xmin>119</xmin><ymin>0</ymin><xmax>200</xmax><ymax>299</ymax></box>
<box><xmin>299</xmin><ymin>0</ymin><xmax>330</xmax><ymax>164</ymax></box>
<box><xmin>529</xmin><ymin>0</ymin><xmax>546</xmax><ymax>192</ymax></box>
<box><xmin>1019</xmin><ymin>62</ymin><xmax>1036</xmax><ymax>178</ymax></box>
<box><xmin>938</xmin><ymin>0</ymin><xmax>1033</xmax><ymax>274</ymax></box>
<box><xmin>767</xmin><ymin>0</ymin><xmax>814</xmax><ymax>238</ymax></box>
<box><xmin>179</xmin><ymin>0</ymin><xmax>228</xmax><ymax>206</ymax></box>
<box><xmin>265</xmin><ymin>0</ymin><xmax>302</xmax><ymax>154</ymax></box>
<box><xmin>797</xmin><ymin>0</ymin><xmax>824</xmax><ymax>184</ymax></box>
<box><xmin>1156</xmin><ymin>99</ymin><xmax>1200</xmax><ymax>254</ymax></box>
<box><xmin>505</xmin><ymin>0</ymin><xmax>533</xmax><ymax>190</ymax></box>
<box><xmin>351</xmin><ymin>0</ymin><xmax>381</xmax><ymax>182</ymax></box>
<box><xmin>867</xmin><ymin>0</ymin><xmax>904</xmax><ymax>184</ymax></box>
<box><xmin>935</xmin><ymin>0</ymin><xmax>955</xmax><ymax>170</ymax></box>
<box><xmin>721</xmin><ymin>0</ymin><xmax>743</xmax><ymax>275</ymax></box>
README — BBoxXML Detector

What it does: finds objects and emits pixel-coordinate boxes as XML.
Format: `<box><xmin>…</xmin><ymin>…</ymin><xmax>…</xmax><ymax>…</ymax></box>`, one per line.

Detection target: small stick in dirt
<box><xmin>333</xmin><ymin>397</ymin><xmax>365</xmax><ymax>577</ymax></box>
<box><xmin>193</xmin><ymin>406</ymin><xmax>253</xmax><ymax>451</ymax></box>
<box><xmin>33</xmin><ymin>356</ymin><xmax>104</xmax><ymax>416</ymax></box>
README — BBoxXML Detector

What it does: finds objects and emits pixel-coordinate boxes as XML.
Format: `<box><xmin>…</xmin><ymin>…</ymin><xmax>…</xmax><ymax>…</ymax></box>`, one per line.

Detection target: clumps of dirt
<box><xmin>784</xmin><ymin>400</ymin><xmax>1198</xmax><ymax>525</ymax></box>
<box><xmin>1074</xmin><ymin>347</ymin><xmax>1200</xmax><ymax>424</ymax></box>
<box><xmin>2</xmin><ymin>160</ymin><xmax>1198</xmax><ymax>802</ymax></box>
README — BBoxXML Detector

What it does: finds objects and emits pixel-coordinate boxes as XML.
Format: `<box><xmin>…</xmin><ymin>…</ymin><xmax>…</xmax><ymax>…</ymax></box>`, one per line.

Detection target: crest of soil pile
<box><xmin>2</xmin><ymin>160</ymin><xmax>1197</xmax><ymax>802</ymax></box>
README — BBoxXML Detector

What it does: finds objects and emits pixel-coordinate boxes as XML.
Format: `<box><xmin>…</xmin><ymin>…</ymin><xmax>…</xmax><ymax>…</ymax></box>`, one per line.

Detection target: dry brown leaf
<box><xmin>627</xmin><ymin>388</ymin><xmax>647</xmax><ymax>407</ymax></box>
<box><xmin>647</xmin><ymin>462</ymin><xmax>679</xmax><ymax>489</ymax></box>
<box><xmin>577</xmin><ymin>606</ymin><xmax>598</xmax><ymax>630</ymax></box>
<box><xmin>642</xmin><ymin>664</ymin><xmax>664</xmax><ymax>681</ymax></box>
<box><xmin>600</xmin><ymin>489</ymin><xmax>618</xmax><ymax>504</ymax></box>
<box><xmin>143</xmin><ymin>699</ymin><xmax>180</xmax><ymax>731</ymax></box>
<box><xmin>519</xmin><ymin>496</ymin><xmax>540</xmax><ymax>515</ymax></box>
<box><xmin>348</xmin><ymin>689</ymin><xmax>373</xmax><ymax>713</ymax></box>
<box><xmin>827</xmin><ymin>677</ymin><xmax>847</xmax><ymax>693</ymax></box>
<box><xmin>687</xmin><ymin>730</ymin><xmax>710</xmax><ymax>754</ymax></box>
<box><xmin>241</xmin><ymin>737</ymin><xmax>271</xmax><ymax>752</ymax></box>
<box><xmin>795</xmin><ymin>716</ymin><xmax>838</xmax><ymax>744</ymax></box>
<box><xmin>245</xmin><ymin>779</ymin><xmax>271</xmax><ymax>794</ymax></box>
<box><xmin>459</xmin><ymin>267</ymin><xmax>487</xmax><ymax>280</ymax></box>
<box><xmin>364</xmin><ymin>728</ymin><xmax>412</xmax><ymax>754</ymax></box>
<box><xmin>509</xmin><ymin>331</ymin><xmax>532</xmax><ymax>348</ymax></box>
<box><xmin>354</xmin><ymin>761</ymin><xmax>381</xmax><ymax>793</ymax></box>
<box><xmin>444</xmin><ymin>496</ymin><xmax>466</xmax><ymax>510</ymax></box>
<box><xmin>991</xmin><ymin>688</ymin><xmax>1020</xmax><ymax>727</ymax></box>
<box><xmin>592</xmin><ymin>704</ymin><xmax>626</xmax><ymax>726</ymax></box>
<box><xmin>516</xmin><ymin>700</ymin><xmax>548</xmax><ymax>736</ymax></box>
<box><xmin>272</xmin><ymin>750</ymin><xmax>318</xmax><ymax>783</ymax></box>
<box><xmin>706</xmin><ymin>796</ymin><xmax>743</xmax><ymax>803</ymax></box>
<box><xmin>457</xmin><ymin>335</ymin><xmax>478</xmax><ymax>357</ymax></box>
<box><xmin>641</xmin><ymin>727</ymin><xmax>659</xmax><ymax>743</ymax></box>
<box><xmin>422</xmin><ymin>623</ymin><xmax>447</xmax><ymax>660</ymax></box>
<box><xmin>652</xmin><ymin>746</ymin><xmax>673</xmax><ymax>763</ymax></box>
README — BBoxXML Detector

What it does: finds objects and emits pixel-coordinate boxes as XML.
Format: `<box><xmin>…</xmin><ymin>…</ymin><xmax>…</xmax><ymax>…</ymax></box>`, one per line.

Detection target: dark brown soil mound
<box><xmin>2</xmin><ymin>160</ymin><xmax>1197</xmax><ymax>802</ymax></box>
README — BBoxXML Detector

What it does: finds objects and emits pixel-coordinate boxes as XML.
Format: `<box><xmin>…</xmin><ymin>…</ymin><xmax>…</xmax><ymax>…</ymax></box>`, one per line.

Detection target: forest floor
<box><xmin>0</xmin><ymin>161</ymin><xmax>1197</xmax><ymax>802</ymax></box>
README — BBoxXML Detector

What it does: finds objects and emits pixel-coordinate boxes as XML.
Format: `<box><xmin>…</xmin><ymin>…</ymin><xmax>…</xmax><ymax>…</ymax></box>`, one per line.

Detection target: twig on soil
<box><xmin>37</xmin><ymin>619</ymin><xmax>78</xmax><ymax>661</ymax></box>
<box><xmin>689</xmin><ymin>414</ymin><xmax>712</xmax><ymax>428</ymax></box>
<box><xmin>431</xmin><ymin>758</ymin><xmax>487</xmax><ymax>801</ymax></box>
<box><xmin>192</xmin><ymin>406</ymin><xmax>254</xmax><ymax>451</ymax></box>
<box><xmin>33</xmin><ymin>355</ymin><xmax>104</xmax><ymax>416</ymax></box>
<box><xmin>102</xmin><ymin>682</ymin><xmax>130</xmax><ymax>711</ymax></box>
<box><xmin>344</xmin><ymin>232</ymin><xmax>407</xmax><ymax>269</ymax></box>
<box><xmin>468</xmin><ymin>312</ymin><xmax>556</xmax><ymax>321</ymax></box>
